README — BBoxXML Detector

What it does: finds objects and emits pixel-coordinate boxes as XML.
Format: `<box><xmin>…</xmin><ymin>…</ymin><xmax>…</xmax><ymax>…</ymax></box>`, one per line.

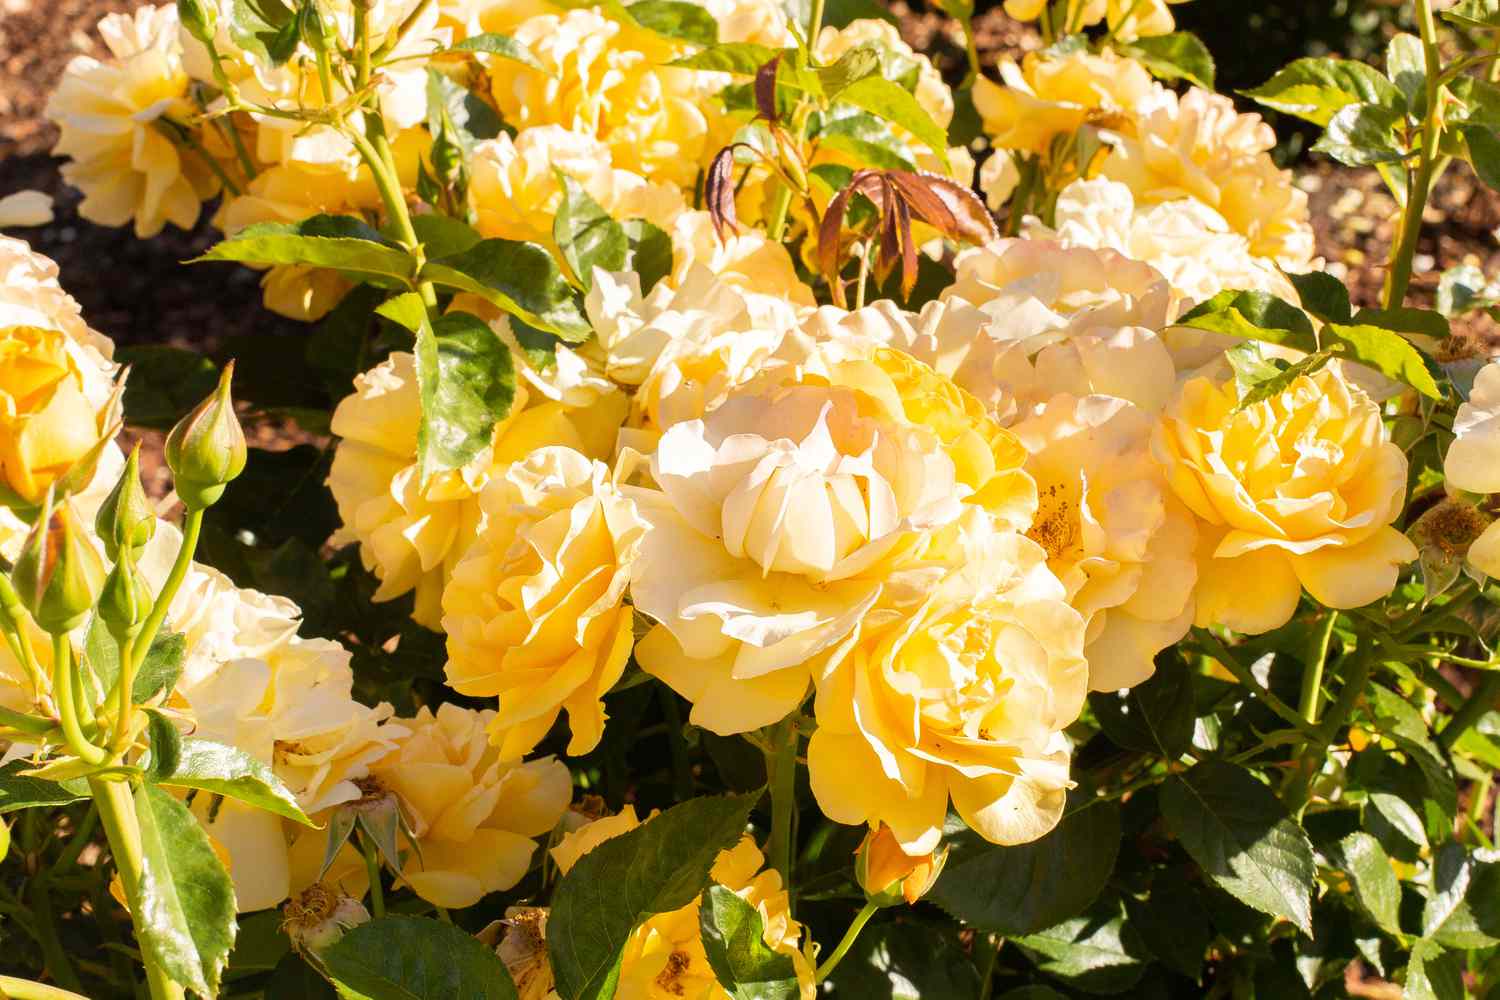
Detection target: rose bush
<box><xmin>3</xmin><ymin>0</ymin><xmax>1500</xmax><ymax>996</ymax></box>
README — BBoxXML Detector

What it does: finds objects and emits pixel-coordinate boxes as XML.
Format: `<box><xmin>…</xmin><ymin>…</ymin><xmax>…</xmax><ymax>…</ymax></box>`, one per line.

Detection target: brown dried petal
<box><xmin>704</xmin><ymin>145</ymin><xmax>740</xmax><ymax>241</ymax></box>
<box><xmin>755</xmin><ymin>54</ymin><xmax>781</xmax><ymax>125</ymax></box>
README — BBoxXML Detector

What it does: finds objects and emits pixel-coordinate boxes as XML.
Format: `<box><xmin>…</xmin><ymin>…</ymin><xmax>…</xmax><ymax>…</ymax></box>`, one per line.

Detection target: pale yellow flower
<box><xmin>974</xmin><ymin>48</ymin><xmax>1155</xmax><ymax>157</ymax></box>
<box><xmin>629</xmin><ymin>345</ymin><xmax>1036</xmax><ymax>734</ymax></box>
<box><xmin>809</xmin><ymin>513</ymin><xmax>1088</xmax><ymax>851</ymax></box>
<box><xmin>1002</xmin><ymin>0</ymin><xmax>1180</xmax><ymax>39</ymax></box>
<box><xmin>47</xmin><ymin>4</ymin><xmax>219</xmax><ymax>237</ymax></box>
<box><xmin>1014</xmin><ymin>394</ymin><xmax>1196</xmax><ymax>690</ymax></box>
<box><xmin>328</xmin><ymin>350</ymin><xmax>620</xmax><ymax>628</ymax></box>
<box><xmin>667</xmin><ymin>211</ymin><xmax>817</xmax><ymax>308</ymax></box>
<box><xmin>371</xmin><ymin>703</ymin><xmax>572</xmax><ymax>909</ymax></box>
<box><xmin>443</xmin><ymin>447</ymin><xmax>646</xmax><ymax>758</ymax></box>
<box><xmin>533</xmin><ymin>808</ymin><xmax>815</xmax><ymax>1000</ymax></box>
<box><xmin>1444</xmin><ymin>361</ymin><xmax>1500</xmax><ymax>578</ymax></box>
<box><xmin>1154</xmin><ymin>368</ymin><xmax>1416</xmax><ymax>634</ymax></box>
<box><xmin>1099</xmin><ymin>87</ymin><xmax>1314</xmax><ymax>270</ymax></box>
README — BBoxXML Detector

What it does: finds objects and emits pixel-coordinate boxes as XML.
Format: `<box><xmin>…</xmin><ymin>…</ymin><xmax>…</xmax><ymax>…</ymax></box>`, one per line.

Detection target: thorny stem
<box><xmin>1298</xmin><ymin>612</ymin><xmax>1340</xmax><ymax>727</ymax></box>
<box><xmin>814</xmin><ymin>900</ymin><xmax>878</xmax><ymax>981</ymax></box>
<box><xmin>1384</xmin><ymin>0</ymin><xmax>1443</xmax><ymax>309</ymax></box>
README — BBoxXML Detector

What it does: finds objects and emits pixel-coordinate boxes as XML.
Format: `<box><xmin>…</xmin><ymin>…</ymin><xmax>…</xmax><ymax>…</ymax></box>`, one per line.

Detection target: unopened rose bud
<box><xmin>854</xmin><ymin>824</ymin><xmax>948</xmax><ymax>907</ymax></box>
<box><xmin>298</xmin><ymin>0</ymin><xmax>335</xmax><ymax>54</ymax></box>
<box><xmin>177</xmin><ymin>0</ymin><xmax>217</xmax><ymax>44</ymax></box>
<box><xmin>97</xmin><ymin>554</ymin><xmax>153</xmax><ymax>639</ymax></box>
<box><xmin>283</xmin><ymin>883</ymin><xmax>369</xmax><ymax>954</ymax></box>
<box><xmin>13</xmin><ymin>491</ymin><xmax>106</xmax><ymax>634</ymax></box>
<box><xmin>165</xmin><ymin>362</ymin><xmax>246</xmax><ymax>511</ymax></box>
<box><xmin>96</xmin><ymin>443</ymin><xmax>156</xmax><ymax>561</ymax></box>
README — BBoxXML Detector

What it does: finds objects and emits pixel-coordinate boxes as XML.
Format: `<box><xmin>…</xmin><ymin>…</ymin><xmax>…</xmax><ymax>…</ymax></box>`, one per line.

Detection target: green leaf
<box><xmin>1125</xmin><ymin>878</ymin><xmax>1211</xmax><ymax>979</ymax></box>
<box><xmin>133</xmin><ymin>633</ymin><xmax>187</xmax><ymax>704</ymax></box>
<box><xmin>930</xmin><ymin>792</ymin><xmax>1120</xmax><ymax>936</ymax></box>
<box><xmin>1404</xmin><ymin>939</ymin><xmax>1465</xmax><ymax>1000</ymax></box>
<box><xmin>1243</xmin><ymin>58</ymin><xmax>1403</xmax><ymax>126</ymax></box>
<box><xmin>155</xmin><ymin>739</ymin><xmax>313</xmax><ymax>826</ymax></box>
<box><xmin>267</xmin><ymin>953</ymin><xmax>339</xmax><ymax>998</ymax></box>
<box><xmin>321</xmin><ymin>915</ymin><xmax>520</xmax><ymax>1000</ymax></box>
<box><xmin>626</xmin><ymin>0</ymin><xmax>717</xmax><ymax>45</ymax></box>
<box><xmin>820</xmin><ymin>920</ymin><xmax>981</xmax><ymax>999</ymax></box>
<box><xmin>1014</xmin><ymin>898</ymin><xmax>1150</xmax><ymax>995</ymax></box>
<box><xmin>195</xmin><ymin>215</ymin><xmax>415</xmax><ymax>284</ymax></box>
<box><xmin>1386</xmin><ymin>34</ymin><xmax>1427</xmax><ymax>114</ymax></box>
<box><xmin>835</xmin><ymin>76</ymin><xmax>950</xmax><ymax>172</ymax></box>
<box><xmin>1368</xmin><ymin>791</ymin><xmax>1427</xmax><ymax>850</ymax></box>
<box><xmin>0</xmin><ymin>760</ymin><xmax>87</xmax><ymax>813</ymax></box>
<box><xmin>229</xmin><ymin>0</ymin><xmax>298</xmax><ymax>66</ymax></box>
<box><xmin>1177</xmin><ymin>289</ymin><xmax>1319</xmax><ymax>353</ymax></box>
<box><xmin>816</xmin><ymin>43</ymin><xmax>882</xmax><ymax>99</ymax></box>
<box><xmin>1323</xmin><ymin>322</ymin><xmax>1445</xmax><ymax>399</ymax></box>
<box><xmin>1289</xmin><ymin>271</ymin><xmax>1353</xmax><ymax>324</ymax></box>
<box><xmin>1236</xmin><ymin>349</ymin><xmax>1335</xmax><ymax>410</ymax></box>
<box><xmin>409</xmin><ymin>215</ymin><xmax>483</xmax><ymax>259</ymax></box>
<box><xmin>554</xmin><ymin>174</ymin><xmax>628</xmax><ymax>292</ymax></box>
<box><xmin>698</xmin><ymin>884</ymin><xmax>802</xmax><ymax>1000</ymax></box>
<box><xmin>668</xmin><ymin>42</ymin><xmax>779</xmax><ymax>74</ymax></box>
<box><xmin>145</xmin><ymin>710</ymin><xmax>183</xmax><ymax>783</ymax></box>
<box><xmin>448</xmin><ymin>32</ymin><xmax>543</xmax><ymax>69</ymax></box>
<box><xmin>623</xmin><ymin>220</ymin><xmax>672</xmax><ymax>295</ymax></box>
<box><xmin>1462</xmin><ymin>125</ymin><xmax>1500</xmax><ymax>192</ymax></box>
<box><xmin>423</xmin><ymin>239</ymin><xmax>592</xmax><ymax>341</ymax></box>
<box><xmin>1161</xmin><ymin>760</ymin><xmax>1315</xmax><ymax>934</ymax></box>
<box><xmin>1312</xmin><ymin>103</ymin><xmax>1408</xmax><ymax>167</ymax></box>
<box><xmin>1444</xmin><ymin>0</ymin><xmax>1500</xmax><ymax>30</ymax></box>
<box><xmin>1422</xmin><ymin>843</ymin><xmax>1500</xmax><ymax>949</ymax></box>
<box><xmin>1119</xmin><ymin>32</ymin><xmax>1216</xmax><ymax>90</ymax></box>
<box><xmin>1339</xmin><ymin>832</ymin><xmax>1402</xmax><ymax>936</ymax></box>
<box><xmin>548</xmin><ymin>793</ymin><xmax>759</xmax><ymax>1000</ymax></box>
<box><xmin>1091</xmin><ymin>653</ymin><xmax>1195</xmax><ymax>757</ymax></box>
<box><xmin>134</xmin><ymin>782</ymin><xmax>238</xmax><ymax>997</ymax></box>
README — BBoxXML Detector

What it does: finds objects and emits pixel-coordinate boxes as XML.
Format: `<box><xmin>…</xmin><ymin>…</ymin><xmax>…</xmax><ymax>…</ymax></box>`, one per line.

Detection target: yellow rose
<box><xmin>1014</xmin><ymin>394</ymin><xmax>1196</xmax><ymax>690</ymax></box>
<box><xmin>629</xmin><ymin>344</ymin><xmax>1036</xmax><ymax>735</ymax></box>
<box><xmin>1153</xmin><ymin>368</ymin><xmax>1416</xmax><ymax>634</ymax></box>
<box><xmin>517</xmin><ymin>807</ymin><xmax>815</xmax><ymax>1000</ymax></box>
<box><xmin>1098</xmin><ymin>87</ymin><xmax>1314</xmax><ymax>270</ymax></box>
<box><xmin>974</xmin><ymin>48</ymin><xmax>1155</xmax><ymax>157</ymax></box>
<box><xmin>1444</xmin><ymin>361</ymin><xmax>1500</xmax><ymax>578</ymax></box>
<box><xmin>328</xmin><ymin>349</ymin><xmax>621</xmax><ymax>628</ymax></box>
<box><xmin>809</xmin><ymin>514</ymin><xmax>1088</xmax><ymax>851</ymax></box>
<box><xmin>370</xmin><ymin>703</ymin><xmax>572</xmax><ymax>908</ymax></box>
<box><xmin>442</xmin><ymin>447</ymin><xmax>646</xmax><ymax>758</ymax></box>
<box><xmin>667</xmin><ymin>211</ymin><xmax>817</xmax><ymax>308</ymax></box>
<box><xmin>470</xmin><ymin>126</ymin><xmax>684</xmax><ymax>252</ymax></box>
<box><xmin>47</xmin><ymin>4</ymin><xmax>219</xmax><ymax>238</ymax></box>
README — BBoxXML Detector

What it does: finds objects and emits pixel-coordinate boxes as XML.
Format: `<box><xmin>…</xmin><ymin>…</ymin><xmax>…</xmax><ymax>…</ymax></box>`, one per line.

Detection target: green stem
<box><xmin>854</xmin><ymin>241</ymin><xmax>872</xmax><ymax>310</ymax></box>
<box><xmin>0</xmin><ymin>975</ymin><xmax>93</xmax><ymax>1000</ymax></box>
<box><xmin>0</xmin><ymin>576</ymin><xmax>46</xmax><ymax>700</ymax></box>
<box><xmin>806</xmin><ymin>0</ymin><xmax>826</xmax><ymax>44</ymax></box>
<box><xmin>51</xmin><ymin>636</ymin><xmax>104</xmax><ymax>766</ymax></box>
<box><xmin>89</xmin><ymin>778</ymin><xmax>185</xmax><ymax>1000</ymax></box>
<box><xmin>52</xmin><ymin>804</ymin><xmax>99</xmax><ymax>873</ymax></box>
<box><xmin>132</xmin><ymin>508</ymin><xmax>203</xmax><ymax>675</ymax></box>
<box><xmin>347</xmin><ymin>122</ymin><xmax>438</xmax><ymax>308</ymax></box>
<box><xmin>112</xmin><ymin>633</ymin><xmax>137</xmax><ymax>750</ymax></box>
<box><xmin>1192</xmin><ymin>630</ymin><xmax>1320</xmax><ymax>737</ymax></box>
<box><xmin>763</xmin><ymin>720</ymin><xmax>798</xmax><ymax>890</ymax></box>
<box><xmin>1298</xmin><ymin>612</ymin><xmax>1340</xmax><ymax>726</ymax></box>
<box><xmin>362</xmin><ymin>834</ymin><xmax>386</xmax><ymax>918</ymax></box>
<box><xmin>1384</xmin><ymin>0</ymin><xmax>1442</xmax><ymax>310</ymax></box>
<box><xmin>977</xmin><ymin>933</ymin><xmax>1003</xmax><ymax>1000</ymax></box>
<box><xmin>1289</xmin><ymin>644</ymin><xmax>1374</xmax><ymax>812</ymax></box>
<box><xmin>1438</xmin><ymin>673</ymin><xmax>1500</xmax><ymax>750</ymax></box>
<box><xmin>814</xmin><ymin>900</ymin><xmax>878</xmax><ymax>982</ymax></box>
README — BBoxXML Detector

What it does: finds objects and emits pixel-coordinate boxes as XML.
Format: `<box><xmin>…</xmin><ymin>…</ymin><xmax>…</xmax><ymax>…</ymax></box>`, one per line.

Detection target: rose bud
<box><xmin>854</xmin><ymin>824</ymin><xmax>949</xmax><ymax>907</ymax></box>
<box><xmin>165</xmin><ymin>362</ymin><xmax>246</xmax><ymax>511</ymax></box>
<box><xmin>13</xmin><ymin>489</ymin><xmax>106</xmax><ymax>634</ymax></box>
<box><xmin>96</xmin><ymin>442</ymin><xmax>156</xmax><ymax>561</ymax></box>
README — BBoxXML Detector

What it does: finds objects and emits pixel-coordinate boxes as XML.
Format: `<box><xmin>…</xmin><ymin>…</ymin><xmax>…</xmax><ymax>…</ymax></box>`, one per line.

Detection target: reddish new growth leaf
<box><xmin>705</xmin><ymin>145</ymin><xmax>741</xmax><ymax>240</ymax></box>
<box><xmin>754</xmin><ymin>54</ymin><xmax>781</xmax><ymax>125</ymax></box>
<box><xmin>819</xmin><ymin>169</ymin><xmax>998</xmax><ymax>306</ymax></box>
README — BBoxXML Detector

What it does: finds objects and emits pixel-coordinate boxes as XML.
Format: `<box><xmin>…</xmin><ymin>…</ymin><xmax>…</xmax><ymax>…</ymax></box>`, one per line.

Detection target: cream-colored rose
<box><xmin>443</xmin><ymin>447</ymin><xmax>646</xmax><ymax>757</ymax></box>
<box><xmin>1154</xmin><ymin>367</ymin><xmax>1416</xmax><ymax>634</ymax></box>
<box><xmin>328</xmin><ymin>350</ymin><xmax>621</xmax><ymax>628</ymax></box>
<box><xmin>974</xmin><ymin>48</ymin><xmax>1155</xmax><ymax>157</ymax></box>
<box><xmin>1099</xmin><ymin>87</ymin><xmax>1315</xmax><ymax>271</ymax></box>
<box><xmin>47</xmin><ymin>4</ymin><xmax>219</xmax><ymax>238</ymax></box>
<box><xmin>1446</xmin><ymin>361</ymin><xmax>1500</xmax><ymax>495</ymax></box>
<box><xmin>371</xmin><ymin>704</ymin><xmax>572</xmax><ymax>908</ymax></box>
<box><xmin>470</xmin><ymin>126</ymin><xmax>683</xmax><ymax>251</ymax></box>
<box><xmin>629</xmin><ymin>345</ymin><xmax>1037</xmax><ymax>734</ymax></box>
<box><xmin>668</xmin><ymin>211</ymin><xmax>817</xmax><ymax>308</ymax></box>
<box><xmin>1014</xmin><ymin>394</ymin><xmax>1196</xmax><ymax>690</ymax></box>
<box><xmin>809</xmin><ymin>514</ymin><xmax>1088</xmax><ymax>851</ymax></box>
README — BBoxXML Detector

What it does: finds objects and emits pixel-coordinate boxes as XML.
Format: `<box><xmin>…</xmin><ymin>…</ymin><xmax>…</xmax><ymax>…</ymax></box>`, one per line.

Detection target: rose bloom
<box><xmin>442</xmin><ymin>447</ymin><xmax>646</xmax><ymax>758</ymax></box>
<box><xmin>491</xmin><ymin>8</ymin><xmax>716</xmax><ymax>189</ymax></box>
<box><xmin>370</xmin><ymin>703</ymin><xmax>571</xmax><ymax>908</ymax></box>
<box><xmin>1028</xmin><ymin>177</ymin><xmax>1299</xmax><ymax>312</ymax></box>
<box><xmin>499</xmin><ymin>806</ymin><xmax>814</xmax><ymax>1000</ymax></box>
<box><xmin>1002</xmin><ymin>0</ymin><xmax>1182</xmax><ymax>38</ymax></box>
<box><xmin>974</xmin><ymin>48</ymin><xmax>1155</xmax><ymax>157</ymax></box>
<box><xmin>470</xmin><ymin>126</ymin><xmax>684</xmax><ymax>253</ymax></box>
<box><xmin>1098</xmin><ymin>87</ymin><xmax>1315</xmax><ymax>271</ymax></box>
<box><xmin>1154</xmin><ymin>367</ymin><xmax>1416</xmax><ymax>634</ymax></box>
<box><xmin>935</xmin><ymin>239</ymin><xmax>1177</xmax><ymax>421</ymax></box>
<box><xmin>328</xmin><ymin>349</ymin><xmax>624</xmax><ymax>628</ymax></box>
<box><xmin>629</xmin><ymin>343</ymin><xmax>1037</xmax><ymax>734</ymax></box>
<box><xmin>47</xmin><ymin>4</ymin><xmax>220</xmax><ymax>237</ymax></box>
<box><xmin>1013</xmin><ymin>394</ymin><xmax>1196</xmax><ymax>690</ymax></box>
<box><xmin>809</xmin><ymin>511</ymin><xmax>1088</xmax><ymax>851</ymax></box>
<box><xmin>1444</xmin><ymin>361</ymin><xmax>1500</xmax><ymax>576</ymax></box>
